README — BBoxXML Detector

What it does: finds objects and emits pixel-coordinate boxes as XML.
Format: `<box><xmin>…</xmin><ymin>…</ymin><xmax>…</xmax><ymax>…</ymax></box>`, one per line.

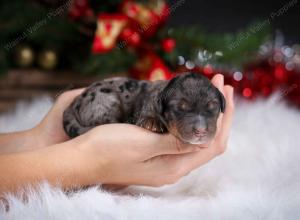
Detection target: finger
<box><xmin>145</xmin><ymin>134</ymin><xmax>202</xmax><ymax>159</ymax></box>
<box><xmin>215</xmin><ymin>85</ymin><xmax>234</xmax><ymax>144</ymax></box>
<box><xmin>57</xmin><ymin>88</ymin><xmax>85</xmax><ymax>103</ymax></box>
<box><xmin>153</xmin><ymin>147</ymin><xmax>217</xmax><ymax>180</ymax></box>
<box><xmin>211</xmin><ymin>74</ymin><xmax>224</xmax><ymax>136</ymax></box>
<box><xmin>211</xmin><ymin>74</ymin><xmax>224</xmax><ymax>92</ymax></box>
<box><xmin>54</xmin><ymin>88</ymin><xmax>85</xmax><ymax>111</ymax></box>
<box><xmin>215</xmin><ymin>113</ymin><xmax>223</xmax><ymax>138</ymax></box>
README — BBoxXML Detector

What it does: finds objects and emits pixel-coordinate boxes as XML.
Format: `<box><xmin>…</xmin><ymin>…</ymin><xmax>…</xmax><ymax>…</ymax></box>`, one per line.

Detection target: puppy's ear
<box><xmin>216</xmin><ymin>88</ymin><xmax>226</xmax><ymax>113</ymax></box>
<box><xmin>155</xmin><ymin>75</ymin><xmax>181</xmax><ymax>114</ymax></box>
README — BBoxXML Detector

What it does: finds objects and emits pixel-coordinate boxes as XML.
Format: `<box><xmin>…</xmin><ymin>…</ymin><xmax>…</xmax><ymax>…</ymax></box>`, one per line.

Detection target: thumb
<box><xmin>51</xmin><ymin>88</ymin><xmax>85</xmax><ymax>116</ymax></box>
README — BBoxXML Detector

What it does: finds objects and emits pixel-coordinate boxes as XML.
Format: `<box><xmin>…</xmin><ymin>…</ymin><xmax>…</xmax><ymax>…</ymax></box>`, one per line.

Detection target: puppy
<box><xmin>63</xmin><ymin>72</ymin><xmax>225</xmax><ymax>144</ymax></box>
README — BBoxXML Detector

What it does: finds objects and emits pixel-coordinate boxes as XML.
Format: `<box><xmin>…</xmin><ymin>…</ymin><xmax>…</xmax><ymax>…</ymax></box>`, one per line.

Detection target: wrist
<box><xmin>23</xmin><ymin>127</ymin><xmax>46</xmax><ymax>149</ymax></box>
<box><xmin>42</xmin><ymin>139</ymin><xmax>101</xmax><ymax>188</ymax></box>
<box><xmin>0</xmin><ymin>139</ymin><xmax>103</xmax><ymax>194</ymax></box>
<box><xmin>36</xmin><ymin>139</ymin><xmax>103</xmax><ymax>189</ymax></box>
<box><xmin>0</xmin><ymin>128</ymin><xmax>44</xmax><ymax>154</ymax></box>
<box><xmin>72</xmin><ymin>135</ymin><xmax>108</xmax><ymax>185</ymax></box>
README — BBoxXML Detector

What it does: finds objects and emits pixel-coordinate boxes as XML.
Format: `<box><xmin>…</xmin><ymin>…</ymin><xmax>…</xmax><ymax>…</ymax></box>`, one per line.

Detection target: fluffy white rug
<box><xmin>0</xmin><ymin>95</ymin><xmax>300</xmax><ymax>220</ymax></box>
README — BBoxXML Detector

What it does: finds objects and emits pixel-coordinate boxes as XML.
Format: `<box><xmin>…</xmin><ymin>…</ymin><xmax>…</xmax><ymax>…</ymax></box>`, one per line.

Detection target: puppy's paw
<box><xmin>138</xmin><ymin>118</ymin><xmax>166</xmax><ymax>133</ymax></box>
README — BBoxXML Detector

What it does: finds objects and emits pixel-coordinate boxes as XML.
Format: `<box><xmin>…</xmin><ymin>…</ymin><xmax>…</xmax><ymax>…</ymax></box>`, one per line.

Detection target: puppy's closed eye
<box><xmin>178</xmin><ymin>99</ymin><xmax>191</xmax><ymax>111</ymax></box>
<box><xmin>167</xmin><ymin>99</ymin><xmax>191</xmax><ymax>112</ymax></box>
<box><xmin>207</xmin><ymin>100</ymin><xmax>219</xmax><ymax>111</ymax></box>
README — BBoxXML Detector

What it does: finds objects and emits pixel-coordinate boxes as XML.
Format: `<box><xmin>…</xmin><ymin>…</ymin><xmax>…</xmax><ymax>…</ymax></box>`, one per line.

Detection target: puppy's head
<box><xmin>157</xmin><ymin>72</ymin><xmax>225</xmax><ymax>144</ymax></box>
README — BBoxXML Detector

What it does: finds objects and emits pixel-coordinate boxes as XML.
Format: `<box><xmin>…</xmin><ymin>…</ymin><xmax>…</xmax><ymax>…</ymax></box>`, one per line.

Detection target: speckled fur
<box><xmin>63</xmin><ymin>77</ymin><xmax>166</xmax><ymax>137</ymax></box>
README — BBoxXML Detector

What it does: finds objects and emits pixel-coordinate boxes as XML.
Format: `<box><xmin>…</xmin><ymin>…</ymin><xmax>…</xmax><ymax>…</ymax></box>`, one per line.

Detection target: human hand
<box><xmin>0</xmin><ymin>89</ymin><xmax>84</xmax><ymax>153</ymax></box>
<box><xmin>0</xmin><ymin>74</ymin><xmax>233</xmax><ymax>194</ymax></box>
<box><xmin>70</xmin><ymin>74</ymin><xmax>234</xmax><ymax>187</ymax></box>
<box><xmin>32</xmin><ymin>89</ymin><xmax>84</xmax><ymax>148</ymax></box>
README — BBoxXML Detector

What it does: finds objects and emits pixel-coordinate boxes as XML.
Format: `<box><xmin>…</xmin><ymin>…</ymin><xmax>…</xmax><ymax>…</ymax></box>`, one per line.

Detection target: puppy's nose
<box><xmin>193</xmin><ymin>127</ymin><xmax>207</xmax><ymax>137</ymax></box>
<box><xmin>193</xmin><ymin>116</ymin><xmax>207</xmax><ymax>137</ymax></box>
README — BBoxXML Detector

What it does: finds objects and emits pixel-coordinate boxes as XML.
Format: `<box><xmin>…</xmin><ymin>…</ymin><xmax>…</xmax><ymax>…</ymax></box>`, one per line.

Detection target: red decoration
<box><xmin>121</xmin><ymin>0</ymin><xmax>169</xmax><ymax>37</ymax></box>
<box><xmin>119</xmin><ymin>27</ymin><xmax>141</xmax><ymax>47</ymax></box>
<box><xmin>203</xmin><ymin>64</ymin><xmax>214</xmax><ymax>75</ymax></box>
<box><xmin>243</xmin><ymin>88</ymin><xmax>253</xmax><ymax>98</ymax></box>
<box><xmin>131</xmin><ymin>53</ymin><xmax>173</xmax><ymax>81</ymax></box>
<box><xmin>91</xmin><ymin>0</ymin><xmax>171</xmax><ymax>54</ymax></box>
<box><xmin>92</xmin><ymin>14</ymin><xmax>128</xmax><ymax>53</ymax></box>
<box><xmin>192</xmin><ymin>55</ymin><xmax>300</xmax><ymax>108</ymax></box>
<box><xmin>91</xmin><ymin>0</ymin><xmax>174</xmax><ymax>81</ymax></box>
<box><xmin>69</xmin><ymin>0</ymin><xmax>93</xmax><ymax>19</ymax></box>
<box><xmin>161</xmin><ymin>38</ymin><xmax>176</xmax><ymax>53</ymax></box>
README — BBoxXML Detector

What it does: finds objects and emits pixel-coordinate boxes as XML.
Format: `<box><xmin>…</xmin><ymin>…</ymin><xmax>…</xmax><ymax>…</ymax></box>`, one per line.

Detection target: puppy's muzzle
<box><xmin>192</xmin><ymin>115</ymin><xmax>208</xmax><ymax>138</ymax></box>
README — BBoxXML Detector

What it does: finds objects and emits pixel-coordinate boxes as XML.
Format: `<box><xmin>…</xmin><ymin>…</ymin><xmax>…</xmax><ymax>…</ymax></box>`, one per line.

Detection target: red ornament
<box><xmin>92</xmin><ymin>14</ymin><xmax>128</xmax><ymax>53</ymax></box>
<box><xmin>130</xmin><ymin>32</ymin><xmax>141</xmax><ymax>46</ymax></box>
<box><xmin>92</xmin><ymin>36</ymin><xmax>105</xmax><ymax>53</ymax></box>
<box><xmin>131</xmin><ymin>53</ymin><xmax>173</xmax><ymax>80</ymax></box>
<box><xmin>120</xmin><ymin>27</ymin><xmax>141</xmax><ymax>47</ymax></box>
<box><xmin>69</xmin><ymin>0</ymin><xmax>93</xmax><ymax>19</ymax></box>
<box><xmin>261</xmin><ymin>86</ymin><xmax>272</xmax><ymax>97</ymax></box>
<box><xmin>243</xmin><ymin>88</ymin><xmax>253</xmax><ymax>98</ymax></box>
<box><xmin>203</xmin><ymin>64</ymin><xmax>214</xmax><ymax>75</ymax></box>
<box><xmin>161</xmin><ymin>38</ymin><xmax>176</xmax><ymax>52</ymax></box>
<box><xmin>121</xmin><ymin>0</ymin><xmax>170</xmax><ymax>37</ymax></box>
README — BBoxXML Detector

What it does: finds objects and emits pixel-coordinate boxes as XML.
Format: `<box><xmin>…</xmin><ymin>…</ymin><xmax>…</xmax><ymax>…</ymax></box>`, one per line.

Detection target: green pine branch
<box><xmin>163</xmin><ymin>23</ymin><xmax>271</xmax><ymax>69</ymax></box>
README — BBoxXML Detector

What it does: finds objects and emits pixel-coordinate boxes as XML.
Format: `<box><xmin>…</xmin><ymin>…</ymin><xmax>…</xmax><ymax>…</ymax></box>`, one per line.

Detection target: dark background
<box><xmin>168</xmin><ymin>0</ymin><xmax>300</xmax><ymax>44</ymax></box>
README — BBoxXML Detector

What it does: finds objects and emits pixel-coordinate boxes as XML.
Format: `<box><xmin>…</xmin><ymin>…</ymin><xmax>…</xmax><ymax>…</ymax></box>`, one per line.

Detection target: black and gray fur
<box><xmin>63</xmin><ymin>72</ymin><xmax>225</xmax><ymax>144</ymax></box>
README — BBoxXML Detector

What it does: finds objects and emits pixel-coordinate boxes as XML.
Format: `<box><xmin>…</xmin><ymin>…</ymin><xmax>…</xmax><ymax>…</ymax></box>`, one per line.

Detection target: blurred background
<box><xmin>0</xmin><ymin>0</ymin><xmax>299</xmax><ymax>112</ymax></box>
<box><xmin>170</xmin><ymin>0</ymin><xmax>300</xmax><ymax>44</ymax></box>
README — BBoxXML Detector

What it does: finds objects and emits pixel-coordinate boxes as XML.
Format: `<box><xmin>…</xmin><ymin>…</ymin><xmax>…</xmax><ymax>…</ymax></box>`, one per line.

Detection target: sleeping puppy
<box><xmin>63</xmin><ymin>72</ymin><xmax>225</xmax><ymax>144</ymax></box>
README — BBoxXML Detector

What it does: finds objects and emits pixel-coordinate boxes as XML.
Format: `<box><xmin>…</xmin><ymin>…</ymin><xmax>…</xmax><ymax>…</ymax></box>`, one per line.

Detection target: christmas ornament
<box><xmin>168</xmin><ymin>31</ymin><xmax>300</xmax><ymax>108</ymax></box>
<box><xmin>14</xmin><ymin>45</ymin><xmax>35</xmax><ymax>68</ymax></box>
<box><xmin>69</xmin><ymin>0</ymin><xmax>94</xmax><ymax>19</ymax></box>
<box><xmin>119</xmin><ymin>27</ymin><xmax>141</xmax><ymax>47</ymax></box>
<box><xmin>121</xmin><ymin>0</ymin><xmax>169</xmax><ymax>37</ymax></box>
<box><xmin>92</xmin><ymin>0</ymin><xmax>170</xmax><ymax>53</ymax></box>
<box><xmin>92</xmin><ymin>14</ymin><xmax>128</xmax><ymax>53</ymax></box>
<box><xmin>89</xmin><ymin>0</ymin><xmax>173</xmax><ymax>81</ymax></box>
<box><xmin>37</xmin><ymin>49</ymin><xmax>58</xmax><ymax>70</ymax></box>
<box><xmin>131</xmin><ymin>53</ymin><xmax>173</xmax><ymax>81</ymax></box>
<box><xmin>190</xmin><ymin>45</ymin><xmax>300</xmax><ymax>108</ymax></box>
<box><xmin>161</xmin><ymin>38</ymin><xmax>176</xmax><ymax>53</ymax></box>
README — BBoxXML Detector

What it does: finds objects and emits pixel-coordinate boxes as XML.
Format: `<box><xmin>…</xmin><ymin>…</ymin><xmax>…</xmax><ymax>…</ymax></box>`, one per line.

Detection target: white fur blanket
<box><xmin>0</xmin><ymin>95</ymin><xmax>299</xmax><ymax>220</ymax></box>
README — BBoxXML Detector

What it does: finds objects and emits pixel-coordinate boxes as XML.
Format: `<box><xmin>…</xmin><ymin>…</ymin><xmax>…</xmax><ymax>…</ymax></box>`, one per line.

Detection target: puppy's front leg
<box><xmin>136</xmin><ymin>117</ymin><xmax>167</xmax><ymax>133</ymax></box>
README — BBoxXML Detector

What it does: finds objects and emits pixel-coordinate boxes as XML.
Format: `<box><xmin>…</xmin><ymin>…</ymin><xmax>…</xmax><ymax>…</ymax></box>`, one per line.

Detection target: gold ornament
<box><xmin>14</xmin><ymin>45</ymin><xmax>34</xmax><ymax>68</ymax></box>
<box><xmin>37</xmin><ymin>49</ymin><xmax>58</xmax><ymax>70</ymax></box>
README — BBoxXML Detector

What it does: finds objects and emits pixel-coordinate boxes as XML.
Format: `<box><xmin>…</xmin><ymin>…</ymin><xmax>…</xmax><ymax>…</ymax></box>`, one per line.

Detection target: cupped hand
<box><xmin>70</xmin><ymin>74</ymin><xmax>234</xmax><ymax>187</ymax></box>
<box><xmin>32</xmin><ymin>89</ymin><xmax>84</xmax><ymax>147</ymax></box>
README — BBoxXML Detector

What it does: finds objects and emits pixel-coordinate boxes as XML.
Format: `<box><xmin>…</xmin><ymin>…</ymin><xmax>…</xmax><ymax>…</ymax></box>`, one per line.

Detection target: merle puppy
<box><xmin>63</xmin><ymin>72</ymin><xmax>225</xmax><ymax>144</ymax></box>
